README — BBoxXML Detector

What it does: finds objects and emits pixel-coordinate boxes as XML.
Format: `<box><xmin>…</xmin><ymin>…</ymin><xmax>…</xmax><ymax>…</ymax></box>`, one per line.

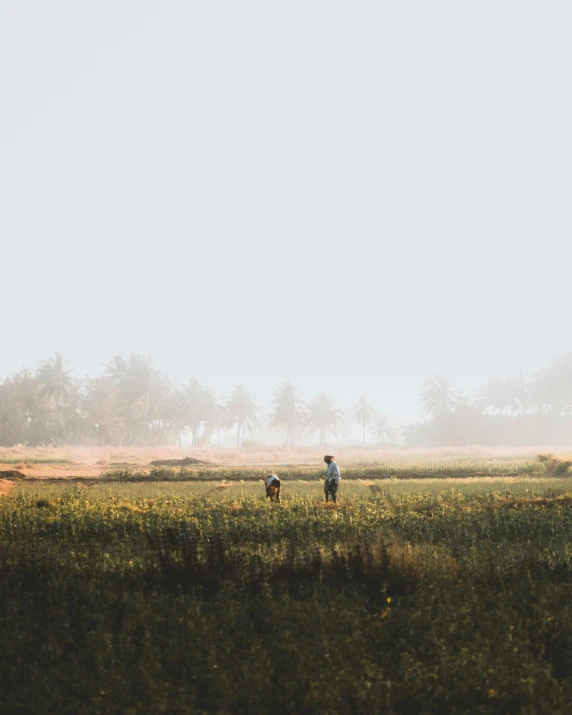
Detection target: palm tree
<box><xmin>60</xmin><ymin>378</ymin><xmax>89</xmax><ymax>444</ymax></box>
<box><xmin>184</xmin><ymin>379</ymin><xmax>211</xmax><ymax>447</ymax></box>
<box><xmin>403</xmin><ymin>420</ymin><xmax>432</xmax><ymax>447</ymax></box>
<box><xmin>352</xmin><ymin>395</ymin><xmax>375</xmax><ymax>446</ymax></box>
<box><xmin>196</xmin><ymin>386</ymin><xmax>217</xmax><ymax>446</ymax></box>
<box><xmin>477</xmin><ymin>376</ymin><xmax>528</xmax><ymax>415</ymax></box>
<box><xmin>36</xmin><ymin>352</ymin><xmax>74</xmax><ymax>434</ymax></box>
<box><xmin>269</xmin><ymin>380</ymin><xmax>306</xmax><ymax>446</ymax></box>
<box><xmin>207</xmin><ymin>401</ymin><xmax>227</xmax><ymax>448</ymax></box>
<box><xmin>0</xmin><ymin>368</ymin><xmax>53</xmax><ymax>445</ymax></box>
<box><xmin>528</xmin><ymin>354</ymin><xmax>572</xmax><ymax>415</ymax></box>
<box><xmin>104</xmin><ymin>355</ymin><xmax>129</xmax><ymax>385</ymax></box>
<box><xmin>477</xmin><ymin>378</ymin><xmax>504</xmax><ymax>414</ymax></box>
<box><xmin>370</xmin><ymin>413</ymin><xmax>399</xmax><ymax>445</ymax></box>
<box><xmin>305</xmin><ymin>394</ymin><xmax>343</xmax><ymax>446</ymax></box>
<box><xmin>162</xmin><ymin>386</ymin><xmax>190</xmax><ymax>447</ymax></box>
<box><xmin>226</xmin><ymin>386</ymin><xmax>260</xmax><ymax>446</ymax></box>
<box><xmin>421</xmin><ymin>374</ymin><xmax>460</xmax><ymax>418</ymax></box>
<box><xmin>83</xmin><ymin>377</ymin><xmax>123</xmax><ymax>446</ymax></box>
<box><xmin>119</xmin><ymin>356</ymin><xmax>167</xmax><ymax>444</ymax></box>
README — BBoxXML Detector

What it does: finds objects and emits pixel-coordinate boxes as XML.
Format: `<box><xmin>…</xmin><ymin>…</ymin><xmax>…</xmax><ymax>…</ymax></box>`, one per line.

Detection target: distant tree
<box><xmin>269</xmin><ymin>380</ymin><xmax>306</xmax><ymax>446</ymax></box>
<box><xmin>183</xmin><ymin>379</ymin><xmax>210</xmax><ymax>447</ymax></box>
<box><xmin>60</xmin><ymin>378</ymin><xmax>90</xmax><ymax>444</ymax></box>
<box><xmin>403</xmin><ymin>420</ymin><xmax>432</xmax><ymax>447</ymax></box>
<box><xmin>197</xmin><ymin>387</ymin><xmax>218</xmax><ymax>446</ymax></box>
<box><xmin>208</xmin><ymin>401</ymin><xmax>227</xmax><ymax>448</ymax></box>
<box><xmin>36</xmin><ymin>353</ymin><xmax>74</xmax><ymax>436</ymax></box>
<box><xmin>104</xmin><ymin>355</ymin><xmax>129</xmax><ymax>385</ymax></box>
<box><xmin>305</xmin><ymin>394</ymin><xmax>343</xmax><ymax>446</ymax></box>
<box><xmin>528</xmin><ymin>353</ymin><xmax>572</xmax><ymax>415</ymax></box>
<box><xmin>160</xmin><ymin>386</ymin><xmax>188</xmax><ymax>447</ymax></box>
<box><xmin>118</xmin><ymin>356</ymin><xmax>167</xmax><ymax>444</ymax></box>
<box><xmin>161</xmin><ymin>381</ymin><xmax>204</xmax><ymax>448</ymax></box>
<box><xmin>83</xmin><ymin>377</ymin><xmax>124</xmax><ymax>446</ymax></box>
<box><xmin>226</xmin><ymin>386</ymin><xmax>260</xmax><ymax>447</ymax></box>
<box><xmin>370</xmin><ymin>413</ymin><xmax>398</xmax><ymax>445</ymax></box>
<box><xmin>432</xmin><ymin>404</ymin><xmax>495</xmax><ymax>446</ymax></box>
<box><xmin>352</xmin><ymin>395</ymin><xmax>376</xmax><ymax>446</ymax></box>
<box><xmin>0</xmin><ymin>369</ymin><xmax>53</xmax><ymax>445</ymax></box>
<box><xmin>477</xmin><ymin>375</ymin><xmax>529</xmax><ymax>415</ymax></box>
<box><xmin>421</xmin><ymin>374</ymin><xmax>460</xmax><ymax>418</ymax></box>
<box><xmin>477</xmin><ymin>378</ymin><xmax>507</xmax><ymax>414</ymax></box>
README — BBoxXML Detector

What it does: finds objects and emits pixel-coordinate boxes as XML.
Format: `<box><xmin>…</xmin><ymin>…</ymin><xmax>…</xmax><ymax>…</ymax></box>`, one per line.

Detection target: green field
<box><xmin>101</xmin><ymin>460</ymin><xmax>546</xmax><ymax>482</ymax></box>
<box><xmin>2</xmin><ymin>477</ymin><xmax>572</xmax><ymax>713</ymax></box>
<box><xmin>0</xmin><ymin>456</ymin><xmax>73</xmax><ymax>465</ymax></box>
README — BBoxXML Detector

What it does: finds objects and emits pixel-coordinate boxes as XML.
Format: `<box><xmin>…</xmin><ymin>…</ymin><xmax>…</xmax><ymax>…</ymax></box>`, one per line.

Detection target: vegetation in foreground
<box><xmin>2</xmin><ymin>480</ymin><xmax>572</xmax><ymax>713</ymax></box>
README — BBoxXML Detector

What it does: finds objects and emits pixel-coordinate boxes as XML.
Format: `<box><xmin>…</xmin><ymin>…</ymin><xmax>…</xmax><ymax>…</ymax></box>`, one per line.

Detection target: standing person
<box><xmin>323</xmin><ymin>455</ymin><xmax>340</xmax><ymax>503</ymax></box>
<box><xmin>265</xmin><ymin>473</ymin><xmax>281</xmax><ymax>502</ymax></box>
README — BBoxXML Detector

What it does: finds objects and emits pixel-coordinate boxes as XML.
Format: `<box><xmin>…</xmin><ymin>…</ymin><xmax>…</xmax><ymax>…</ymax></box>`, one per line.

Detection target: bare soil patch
<box><xmin>0</xmin><ymin>480</ymin><xmax>14</xmax><ymax>496</ymax></box>
<box><xmin>0</xmin><ymin>470</ymin><xmax>26</xmax><ymax>480</ymax></box>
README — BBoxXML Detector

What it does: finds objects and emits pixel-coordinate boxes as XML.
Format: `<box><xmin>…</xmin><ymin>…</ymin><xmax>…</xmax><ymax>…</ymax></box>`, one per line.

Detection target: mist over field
<box><xmin>2</xmin><ymin>350</ymin><xmax>572</xmax><ymax>449</ymax></box>
<box><xmin>1</xmin><ymin>1</ymin><xmax>571</xmax><ymax>446</ymax></box>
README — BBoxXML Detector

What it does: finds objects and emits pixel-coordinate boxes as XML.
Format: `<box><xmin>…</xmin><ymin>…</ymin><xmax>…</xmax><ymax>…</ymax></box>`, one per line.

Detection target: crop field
<box><xmin>2</xmin><ymin>470</ymin><xmax>572</xmax><ymax>714</ymax></box>
<box><xmin>0</xmin><ymin>444</ymin><xmax>568</xmax><ymax>479</ymax></box>
<box><xmin>2</xmin><ymin>444</ymin><xmax>571</xmax><ymax>492</ymax></box>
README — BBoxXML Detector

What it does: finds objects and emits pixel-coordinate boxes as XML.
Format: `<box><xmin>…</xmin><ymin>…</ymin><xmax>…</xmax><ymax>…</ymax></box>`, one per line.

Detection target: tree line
<box><xmin>0</xmin><ymin>354</ymin><xmax>395</xmax><ymax>448</ymax></box>
<box><xmin>3</xmin><ymin>351</ymin><xmax>572</xmax><ymax>448</ymax></box>
<box><xmin>406</xmin><ymin>353</ymin><xmax>572</xmax><ymax>446</ymax></box>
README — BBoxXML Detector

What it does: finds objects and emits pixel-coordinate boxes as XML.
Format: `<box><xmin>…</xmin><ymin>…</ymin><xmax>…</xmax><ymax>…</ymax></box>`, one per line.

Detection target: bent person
<box><xmin>265</xmin><ymin>473</ymin><xmax>281</xmax><ymax>502</ymax></box>
<box><xmin>323</xmin><ymin>455</ymin><xmax>341</xmax><ymax>503</ymax></box>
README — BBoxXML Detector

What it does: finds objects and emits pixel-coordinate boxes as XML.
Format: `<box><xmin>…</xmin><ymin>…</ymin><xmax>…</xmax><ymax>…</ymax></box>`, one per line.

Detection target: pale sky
<box><xmin>1</xmin><ymin>1</ymin><xmax>570</xmax><ymax>420</ymax></box>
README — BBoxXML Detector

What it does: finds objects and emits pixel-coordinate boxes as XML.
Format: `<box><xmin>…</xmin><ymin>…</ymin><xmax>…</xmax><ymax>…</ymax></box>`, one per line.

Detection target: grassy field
<box><xmin>0</xmin><ymin>444</ymin><xmax>569</xmax><ymax>479</ymax></box>
<box><xmin>2</xmin><ymin>475</ymin><xmax>572</xmax><ymax>713</ymax></box>
<box><xmin>98</xmin><ymin>459</ymin><xmax>546</xmax><ymax>482</ymax></box>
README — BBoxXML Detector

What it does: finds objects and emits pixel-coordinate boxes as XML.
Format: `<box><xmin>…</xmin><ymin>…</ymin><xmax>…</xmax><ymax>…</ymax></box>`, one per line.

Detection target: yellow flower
<box><xmin>488</xmin><ymin>689</ymin><xmax>497</xmax><ymax>698</ymax></box>
<box><xmin>381</xmin><ymin>608</ymin><xmax>391</xmax><ymax>619</ymax></box>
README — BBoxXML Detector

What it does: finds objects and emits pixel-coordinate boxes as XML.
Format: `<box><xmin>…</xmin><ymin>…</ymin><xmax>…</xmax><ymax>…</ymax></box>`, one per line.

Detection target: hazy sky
<box><xmin>1</xmin><ymin>1</ymin><xmax>570</xmax><ymax>419</ymax></box>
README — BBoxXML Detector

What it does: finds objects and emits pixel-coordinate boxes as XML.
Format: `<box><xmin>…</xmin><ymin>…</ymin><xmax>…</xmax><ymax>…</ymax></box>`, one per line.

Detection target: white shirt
<box><xmin>326</xmin><ymin>461</ymin><xmax>341</xmax><ymax>482</ymax></box>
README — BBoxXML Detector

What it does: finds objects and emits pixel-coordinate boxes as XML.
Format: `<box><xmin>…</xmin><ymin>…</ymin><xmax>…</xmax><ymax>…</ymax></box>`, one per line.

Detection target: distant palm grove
<box><xmin>1</xmin><ymin>352</ymin><xmax>572</xmax><ymax>447</ymax></box>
